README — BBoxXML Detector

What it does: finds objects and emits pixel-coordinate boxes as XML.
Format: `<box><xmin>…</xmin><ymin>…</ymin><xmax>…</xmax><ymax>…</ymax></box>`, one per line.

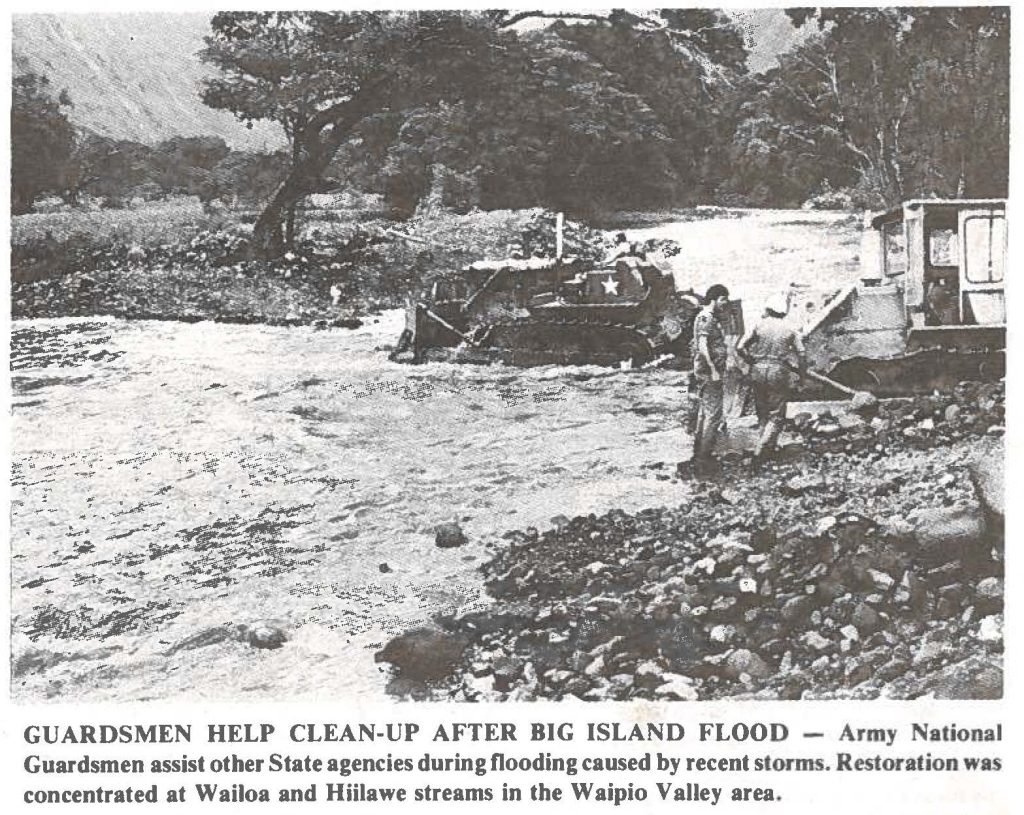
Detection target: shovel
<box><xmin>782</xmin><ymin>362</ymin><xmax>866</xmax><ymax>400</ymax></box>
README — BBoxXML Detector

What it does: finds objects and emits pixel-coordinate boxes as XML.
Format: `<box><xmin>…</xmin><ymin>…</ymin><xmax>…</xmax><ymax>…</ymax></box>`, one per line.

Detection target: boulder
<box><xmin>803</xmin><ymin>631</ymin><xmax>832</xmax><ymax>652</ymax></box>
<box><xmin>435</xmin><ymin>521</ymin><xmax>468</xmax><ymax>548</ymax></box>
<box><xmin>935</xmin><ymin>585</ymin><xmax>965</xmax><ymax>618</ymax></box>
<box><xmin>634</xmin><ymin>660</ymin><xmax>665</xmax><ymax>688</ymax></box>
<box><xmin>783</xmin><ymin>472</ymin><xmax>827</xmax><ymax>497</ymax></box>
<box><xmin>876</xmin><ymin>658</ymin><xmax>910</xmax><ymax>682</ymax></box>
<box><xmin>911</xmin><ymin>638</ymin><xmax>944</xmax><ymax>669</ymax></box>
<box><xmin>238</xmin><ymin>620</ymin><xmax>288</xmax><ymax>650</ymax></box>
<box><xmin>850</xmin><ymin>391</ymin><xmax>879</xmax><ymax>417</ymax></box>
<box><xmin>926</xmin><ymin>655</ymin><xmax>1002</xmax><ymax>700</ymax></box>
<box><xmin>492</xmin><ymin>655</ymin><xmax>526</xmax><ymax>692</ymax></box>
<box><xmin>976</xmin><ymin>615</ymin><xmax>1002</xmax><ymax>644</ymax></box>
<box><xmin>845</xmin><ymin>661</ymin><xmax>874</xmax><ymax>686</ymax></box>
<box><xmin>867</xmin><ymin>569</ymin><xmax>895</xmax><ymax>591</ymax></box>
<box><xmin>969</xmin><ymin>441</ymin><xmax>1004</xmax><ymax>526</ymax></box>
<box><xmin>655</xmin><ymin>673</ymin><xmax>699</xmax><ymax>701</ymax></box>
<box><xmin>709</xmin><ymin>624</ymin><xmax>736</xmax><ymax>646</ymax></box>
<box><xmin>780</xmin><ymin>595</ymin><xmax>810</xmax><ymax>623</ymax></box>
<box><xmin>607</xmin><ymin>673</ymin><xmax>636</xmax><ymax>699</ymax></box>
<box><xmin>584</xmin><ymin>655</ymin><xmax>606</xmax><ymax>677</ymax></box>
<box><xmin>724</xmin><ymin>648</ymin><xmax>772</xmax><ymax>680</ymax></box>
<box><xmin>543</xmin><ymin>669</ymin><xmax>575</xmax><ymax>687</ymax></box>
<box><xmin>850</xmin><ymin>602</ymin><xmax>881</xmax><ymax>634</ymax></box>
<box><xmin>375</xmin><ymin>626</ymin><xmax>470</xmax><ymax>681</ymax></box>
<box><xmin>974</xmin><ymin>577</ymin><xmax>1004</xmax><ymax>615</ymax></box>
<box><xmin>908</xmin><ymin>503</ymin><xmax>987</xmax><ymax>568</ymax></box>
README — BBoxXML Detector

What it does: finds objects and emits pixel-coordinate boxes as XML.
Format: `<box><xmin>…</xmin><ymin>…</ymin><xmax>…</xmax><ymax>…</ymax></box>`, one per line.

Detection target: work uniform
<box><xmin>691</xmin><ymin>307</ymin><xmax>728</xmax><ymax>462</ymax></box>
<box><xmin>737</xmin><ymin>315</ymin><xmax>805</xmax><ymax>458</ymax></box>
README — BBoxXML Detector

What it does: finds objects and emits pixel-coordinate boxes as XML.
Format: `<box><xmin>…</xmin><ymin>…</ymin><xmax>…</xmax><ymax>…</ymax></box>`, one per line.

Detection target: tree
<box><xmin>201</xmin><ymin>12</ymin><xmax>346</xmax><ymax>245</ymax></box>
<box><xmin>150</xmin><ymin>136</ymin><xmax>231</xmax><ymax>202</ymax></box>
<box><xmin>11</xmin><ymin>73</ymin><xmax>76</xmax><ymax>213</ymax></box>
<box><xmin>201</xmin><ymin>10</ymin><xmax>749</xmax><ymax>256</ymax></box>
<box><xmin>895</xmin><ymin>7</ymin><xmax>1009</xmax><ymax>199</ymax></box>
<box><xmin>210</xmin><ymin>150</ymin><xmax>290</xmax><ymax>206</ymax></box>
<box><xmin>69</xmin><ymin>135</ymin><xmax>157</xmax><ymax>208</ymax></box>
<box><xmin>547</xmin><ymin>9</ymin><xmax>748</xmax><ymax>205</ymax></box>
<box><xmin>724</xmin><ymin>7</ymin><xmax>1009</xmax><ymax>207</ymax></box>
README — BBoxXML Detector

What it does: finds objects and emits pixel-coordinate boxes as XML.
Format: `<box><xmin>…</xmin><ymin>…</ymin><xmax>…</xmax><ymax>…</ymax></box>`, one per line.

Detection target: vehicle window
<box><xmin>883</xmin><ymin>223</ymin><xmax>906</xmax><ymax>276</ymax></box>
<box><xmin>928</xmin><ymin>228</ymin><xmax>958</xmax><ymax>267</ymax></box>
<box><xmin>964</xmin><ymin>215</ymin><xmax>1005</xmax><ymax>284</ymax></box>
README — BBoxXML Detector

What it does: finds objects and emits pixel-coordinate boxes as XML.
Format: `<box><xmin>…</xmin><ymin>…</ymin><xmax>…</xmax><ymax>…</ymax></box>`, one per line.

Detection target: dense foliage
<box><xmin>722</xmin><ymin>7</ymin><xmax>1010</xmax><ymax>207</ymax></box>
<box><xmin>12</xmin><ymin>8</ymin><xmax>1010</xmax><ymax>243</ymax></box>
<box><xmin>11</xmin><ymin>73</ymin><xmax>77</xmax><ymax>214</ymax></box>
<box><xmin>12</xmin><ymin>123</ymin><xmax>290</xmax><ymax>212</ymax></box>
<box><xmin>197</xmin><ymin>9</ymin><xmax>749</xmax><ymax>255</ymax></box>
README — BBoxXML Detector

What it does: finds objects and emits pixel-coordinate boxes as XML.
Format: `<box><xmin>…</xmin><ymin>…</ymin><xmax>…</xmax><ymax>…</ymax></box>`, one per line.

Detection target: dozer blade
<box><xmin>821</xmin><ymin>349</ymin><xmax>1006</xmax><ymax>397</ymax></box>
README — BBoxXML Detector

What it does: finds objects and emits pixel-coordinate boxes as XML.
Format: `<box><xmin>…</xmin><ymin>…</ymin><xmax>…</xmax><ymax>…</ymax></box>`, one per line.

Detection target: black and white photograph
<box><xmin>8</xmin><ymin>6</ymin><xmax>1008</xmax><ymax>710</ymax></box>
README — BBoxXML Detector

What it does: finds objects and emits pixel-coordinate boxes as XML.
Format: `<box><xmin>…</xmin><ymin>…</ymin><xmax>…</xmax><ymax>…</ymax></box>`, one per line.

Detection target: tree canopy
<box><xmin>11</xmin><ymin>72</ymin><xmax>77</xmax><ymax>214</ymax></box>
<box><xmin>12</xmin><ymin>9</ymin><xmax>1009</xmax><ymax>228</ymax></box>
<box><xmin>723</xmin><ymin>7</ymin><xmax>1009</xmax><ymax>207</ymax></box>
<box><xmin>200</xmin><ymin>9</ymin><xmax>750</xmax><ymax>256</ymax></box>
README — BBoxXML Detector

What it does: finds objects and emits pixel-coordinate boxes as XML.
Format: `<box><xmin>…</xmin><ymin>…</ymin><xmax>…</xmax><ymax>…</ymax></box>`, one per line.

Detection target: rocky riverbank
<box><xmin>10</xmin><ymin>207</ymin><xmax>618</xmax><ymax>326</ymax></box>
<box><xmin>377</xmin><ymin>382</ymin><xmax>1005</xmax><ymax>701</ymax></box>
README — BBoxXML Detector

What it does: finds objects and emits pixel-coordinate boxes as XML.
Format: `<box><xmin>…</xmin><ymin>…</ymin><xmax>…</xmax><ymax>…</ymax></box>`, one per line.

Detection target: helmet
<box><xmin>764</xmin><ymin>293</ymin><xmax>789</xmax><ymax>317</ymax></box>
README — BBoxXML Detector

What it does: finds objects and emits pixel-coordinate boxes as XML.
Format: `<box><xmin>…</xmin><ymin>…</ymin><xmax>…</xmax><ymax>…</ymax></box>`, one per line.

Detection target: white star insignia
<box><xmin>601</xmin><ymin>276</ymin><xmax>620</xmax><ymax>295</ymax></box>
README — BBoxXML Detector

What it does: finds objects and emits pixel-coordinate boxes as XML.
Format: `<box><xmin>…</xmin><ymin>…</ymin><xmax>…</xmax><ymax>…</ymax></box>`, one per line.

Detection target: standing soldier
<box><xmin>736</xmin><ymin>292</ymin><xmax>806</xmax><ymax>464</ymax></box>
<box><xmin>687</xmin><ymin>283</ymin><xmax>731</xmax><ymax>475</ymax></box>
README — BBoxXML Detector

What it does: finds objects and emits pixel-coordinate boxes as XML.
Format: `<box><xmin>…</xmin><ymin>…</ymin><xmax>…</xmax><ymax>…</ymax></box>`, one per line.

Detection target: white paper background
<box><xmin>3</xmin><ymin>2</ymin><xmax>1018</xmax><ymax>813</ymax></box>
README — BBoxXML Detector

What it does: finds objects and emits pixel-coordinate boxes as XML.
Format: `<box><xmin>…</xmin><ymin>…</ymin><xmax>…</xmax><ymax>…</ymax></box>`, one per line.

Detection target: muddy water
<box><xmin>10</xmin><ymin>210</ymin><xmax>864</xmax><ymax>702</ymax></box>
<box><xmin>635</xmin><ymin>208</ymin><xmax>864</xmax><ymax>314</ymax></box>
<box><xmin>11</xmin><ymin>313</ymin><xmax>698</xmax><ymax>701</ymax></box>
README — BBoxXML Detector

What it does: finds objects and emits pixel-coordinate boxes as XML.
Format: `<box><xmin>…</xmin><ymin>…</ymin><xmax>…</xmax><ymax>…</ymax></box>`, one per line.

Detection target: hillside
<box><xmin>12</xmin><ymin>11</ymin><xmax>802</xmax><ymax>155</ymax></box>
<box><xmin>12</xmin><ymin>13</ymin><xmax>284</xmax><ymax>152</ymax></box>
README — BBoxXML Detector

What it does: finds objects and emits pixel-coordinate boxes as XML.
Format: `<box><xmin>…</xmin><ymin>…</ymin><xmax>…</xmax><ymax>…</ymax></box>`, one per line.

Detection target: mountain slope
<box><xmin>12</xmin><ymin>11</ymin><xmax>804</xmax><ymax>152</ymax></box>
<box><xmin>12</xmin><ymin>13</ymin><xmax>284</xmax><ymax>152</ymax></box>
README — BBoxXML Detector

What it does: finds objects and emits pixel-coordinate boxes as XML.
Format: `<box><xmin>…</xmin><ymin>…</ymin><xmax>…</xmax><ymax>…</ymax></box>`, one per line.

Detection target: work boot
<box><xmin>692</xmin><ymin>457</ymin><xmax>722</xmax><ymax>479</ymax></box>
<box><xmin>676</xmin><ymin>460</ymin><xmax>696</xmax><ymax>480</ymax></box>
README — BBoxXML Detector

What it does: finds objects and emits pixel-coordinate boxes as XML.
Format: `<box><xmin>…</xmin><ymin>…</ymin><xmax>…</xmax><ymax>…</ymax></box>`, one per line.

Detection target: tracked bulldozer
<box><xmin>392</xmin><ymin>251</ymin><xmax>744</xmax><ymax>368</ymax></box>
<box><xmin>797</xmin><ymin>199</ymin><xmax>1006</xmax><ymax>397</ymax></box>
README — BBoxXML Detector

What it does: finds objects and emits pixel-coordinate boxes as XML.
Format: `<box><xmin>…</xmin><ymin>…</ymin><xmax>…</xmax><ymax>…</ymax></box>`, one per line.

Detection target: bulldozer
<box><xmin>799</xmin><ymin>199</ymin><xmax>1006</xmax><ymax>397</ymax></box>
<box><xmin>392</xmin><ymin>248</ymin><xmax>744</xmax><ymax>368</ymax></box>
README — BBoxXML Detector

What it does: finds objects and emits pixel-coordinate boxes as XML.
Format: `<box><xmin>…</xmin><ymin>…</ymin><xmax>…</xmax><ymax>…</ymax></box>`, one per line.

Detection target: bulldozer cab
<box><xmin>873</xmin><ymin>199</ymin><xmax>1006</xmax><ymax>329</ymax></box>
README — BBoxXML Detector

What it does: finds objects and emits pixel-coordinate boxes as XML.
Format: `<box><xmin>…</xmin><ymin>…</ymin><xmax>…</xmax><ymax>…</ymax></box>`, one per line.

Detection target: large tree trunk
<box><xmin>252</xmin><ymin>82</ymin><xmax>389</xmax><ymax>259</ymax></box>
<box><xmin>284</xmin><ymin>132</ymin><xmax>302</xmax><ymax>248</ymax></box>
<box><xmin>252</xmin><ymin>170</ymin><xmax>322</xmax><ymax>258</ymax></box>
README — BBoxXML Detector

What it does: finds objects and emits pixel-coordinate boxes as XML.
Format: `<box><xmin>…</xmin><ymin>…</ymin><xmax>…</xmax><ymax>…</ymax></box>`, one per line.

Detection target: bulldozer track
<box><xmin>483</xmin><ymin>315</ymin><xmax>657</xmax><ymax>367</ymax></box>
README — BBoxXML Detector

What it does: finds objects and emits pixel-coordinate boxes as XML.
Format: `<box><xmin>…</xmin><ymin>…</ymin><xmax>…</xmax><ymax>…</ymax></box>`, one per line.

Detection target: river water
<box><xmin>9</xmin><ymin>209</ymin><xmax>862</xmax><ymax>701</ymax></box>
<box><xmin>11</xmin><ymin>312</ymin><xmax>701</xmax><ymax>701</ymax></box>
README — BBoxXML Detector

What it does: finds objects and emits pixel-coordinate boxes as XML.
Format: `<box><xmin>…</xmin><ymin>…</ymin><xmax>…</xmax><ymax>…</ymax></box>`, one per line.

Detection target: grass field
<box><xmin>11</xmin><ymin>197</ymin><xmax>229</xmax><ymax>246</ymax></box>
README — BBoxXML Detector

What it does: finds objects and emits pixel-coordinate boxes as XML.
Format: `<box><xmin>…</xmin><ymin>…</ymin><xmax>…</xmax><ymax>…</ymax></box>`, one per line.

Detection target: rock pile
<box><xmin>377</xmin><ymin>383</ymin><xmax>1004</xmax><ymax>702</ymax></box>
<box><xmin>508</xmin><ymin>211</ymin><xmax>681</xmax><ymax>262</ymax></box>
<box><xmin>11</xmin><ymin>229</ymin><xmax>370</xmax><ymax>326</ymax></box>
<box><xmin>787</xmin><ymin>381</ymin><xmax>1004</xmax><ymax>456</ymax></box>
<box><xmin>512</xmin><ymin>212</ymin><xmax>606</xmax><ymax>261</ymax></box>
<box><xmin>12</xmin><ymin>206</ymin><xmax>681</xmax><ymax>324</ymax></box>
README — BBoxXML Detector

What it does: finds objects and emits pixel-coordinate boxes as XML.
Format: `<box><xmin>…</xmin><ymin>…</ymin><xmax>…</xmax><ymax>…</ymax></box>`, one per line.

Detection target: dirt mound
<box><xmin>13</xmin><ymin>207</ymin><xmax>683</xmax><ymax>324</ymax></box>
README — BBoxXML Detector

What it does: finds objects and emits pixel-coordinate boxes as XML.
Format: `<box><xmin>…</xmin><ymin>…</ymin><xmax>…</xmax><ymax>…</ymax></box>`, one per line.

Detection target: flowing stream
<box><xmin>9</xmin><ymin>209</ymin><xmax>862</xmax><ymax>701</ymax></box>
<box><xmin>11</xmin><ymin>312</ymin><xmax>698</xmax><ymax>701</ymax></box>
